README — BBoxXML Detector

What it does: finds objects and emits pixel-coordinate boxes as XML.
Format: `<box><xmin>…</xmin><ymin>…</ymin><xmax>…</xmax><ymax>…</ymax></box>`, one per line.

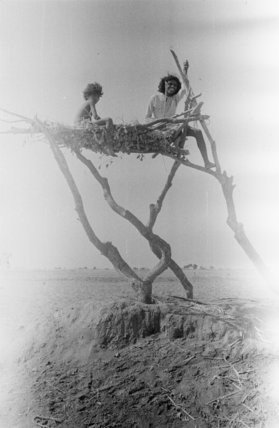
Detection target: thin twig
<box><xmin>242</xmin><ymin>402</ymin><xmax>255</xmax><ymax>413</ymax></box>
<box><xmin>206</xmin><ymin>390</ymin><xmax>240</xmax><ymax>405</ymax></box>
<box><xmin>218</xmin><ymin>358</ymin><xmax>242</xmax><ymax>368</ymax></box>
<box><xmin>33</xmin><ymin>414</ymin><xmax>64</xmax><ymax>425</ymax></box>
<box><xmin>165</xmin><ymin>153</ymin><xmax>218</xmax><ymax>177</ymax></box>
<box><xmin>0</xmin><ymin>118</ymin><xmax>26</xmax><ymax>123</ymax></box>
<box><xmin>169</xmin><ymin>344</ymin><xmax>196</xmax><ymax>362</ymax></box>
<box><xmin>166</xmin><ymin>394</ymin><xmax>195</xmax><ymax>420</ymax></box>
<box><xmin>33</xmin><ymin>422</ymin><xmax>46</xmax><ymax>428</ymax></box>
<box><xmin>0</xmin><ymin>128</ymin><xmax>34</xmax><ymax>134</ymax></box>
<box><xmin>0</xmin><ymin>107</ymin><xmax>34</xmax><ymax>123</ymax></box>
<box><xmin>223</xmin><ymin>356</ymin><xmax>243</xmax><ymax>388</ymax></box>
<box><xmin>228</xmin><ymin>338</ymin><xmax>242</xmax><ymax>348</ymax></box>
<box><xmin>144</xmin><ymin>118</ymin><xmax>186</xmax><ymax>127</ymax></box>
<box><xmin>45</xmin><ymin>379</ymin><xmax>64</xmax><ymax>394</ymax></box>
<box><xmin>239</xmin><ymin>420</ymin><xmax>250</xmax><ymax>428</ymax></box>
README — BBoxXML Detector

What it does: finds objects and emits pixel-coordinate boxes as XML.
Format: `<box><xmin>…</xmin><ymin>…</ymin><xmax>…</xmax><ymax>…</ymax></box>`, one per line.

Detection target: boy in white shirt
<box><xmin>145</xmin><ymin>75</ymin><xmax>214</xmax><ymax>169</ymax></box>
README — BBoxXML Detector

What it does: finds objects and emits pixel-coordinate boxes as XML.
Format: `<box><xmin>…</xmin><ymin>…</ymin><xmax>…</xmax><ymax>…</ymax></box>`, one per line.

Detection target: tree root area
<box><xmin>28</xmin><ymin>298</ymin><xmax>279</xmax><ymax>428</ymax></box>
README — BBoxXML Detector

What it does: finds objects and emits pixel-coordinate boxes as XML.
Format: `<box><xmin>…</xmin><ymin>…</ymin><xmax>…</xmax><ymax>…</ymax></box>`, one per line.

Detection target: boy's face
<box><xmin>88</xmin><ymin>93</ymin><xmax>101</xmax><ymax>104</ymax></box>
<box><xmin>165</xmin><ymin>79</ymin><xmax>178</xmax><ymax>96</ymax></box>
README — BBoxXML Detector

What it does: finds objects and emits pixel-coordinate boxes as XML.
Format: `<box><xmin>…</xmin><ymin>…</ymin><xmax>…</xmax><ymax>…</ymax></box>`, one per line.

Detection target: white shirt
<box><xmin>145</xmin><ymin>89</ymin><xmax>186</xmax><ymax>122</ymax></box>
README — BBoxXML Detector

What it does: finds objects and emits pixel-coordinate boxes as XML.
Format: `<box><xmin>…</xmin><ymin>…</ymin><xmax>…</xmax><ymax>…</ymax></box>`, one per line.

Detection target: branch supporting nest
<box><xmin>34</xmin><ymin>118</ymin><xmax>142</xmax><ymax>286</ymax></box>
<box><xmin>147</xmin><ymin>160</ymin><xmax>180</xmax><ymax>230</ymax></box>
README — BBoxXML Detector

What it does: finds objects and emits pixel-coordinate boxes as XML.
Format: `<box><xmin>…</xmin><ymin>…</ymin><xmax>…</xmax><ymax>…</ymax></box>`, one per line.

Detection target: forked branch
<box><xmin>75</xmin><ymin>150</ymin><xmax>193</xmax><ymax>298</ymax></box>
<box><xmin>34</xmin><ymin>118</ymin><xmax>141</xmax><ymax>284</ymax></box>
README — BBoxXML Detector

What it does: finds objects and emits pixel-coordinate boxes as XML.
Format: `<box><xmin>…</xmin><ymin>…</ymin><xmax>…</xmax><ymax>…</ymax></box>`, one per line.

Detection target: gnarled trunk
<box><xmin>131</xmin><ymin>280</ymin><xmax>153</xmax><ymax>304</ymax></box>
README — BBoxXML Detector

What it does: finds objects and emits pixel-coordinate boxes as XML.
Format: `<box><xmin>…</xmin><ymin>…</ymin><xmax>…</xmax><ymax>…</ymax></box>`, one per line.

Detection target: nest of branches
<box><xmin>40</xmin><ymin>121</ymin><xmax>189</xmax><ymax>159</ymax></box>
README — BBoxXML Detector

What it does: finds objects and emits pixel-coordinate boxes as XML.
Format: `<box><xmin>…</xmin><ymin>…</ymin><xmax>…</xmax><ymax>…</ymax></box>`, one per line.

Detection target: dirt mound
<box><xmin>96</xmin><ymin>300</ymin><xmax>162</xmax><ymax>348</ymax></box>
<box><xmin>22</xmin><ymin>296</ymin><xmax>279</xmax><ymax>428</ymax></box>
<box><xmin>96</xmin><ymin>297</ymin><xmax>265</xmax><ymax>351</ymax></box>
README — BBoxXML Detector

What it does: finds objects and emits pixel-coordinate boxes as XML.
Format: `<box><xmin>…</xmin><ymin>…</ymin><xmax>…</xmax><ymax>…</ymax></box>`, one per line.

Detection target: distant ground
<box><xmin>0</xmin><ymin>267</ymin><xmax>274</xmax><ymax>336</ymax></box>
<box><xmin>0</xmin><ymin>268</ymin><xmax>278</xmax><ymax>427</ymax></box>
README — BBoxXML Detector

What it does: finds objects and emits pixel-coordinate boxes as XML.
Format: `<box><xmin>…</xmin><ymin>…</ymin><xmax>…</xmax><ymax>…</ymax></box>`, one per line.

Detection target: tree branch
<box><xmin>147</xmin><ymin>161</ymin><xmax>180</xmax><ymax>230</ymax></box>
<box><xmin>143</xmin><ymin>115</ymin><xmax>209</xmax><ymax>129</ymax></box>
<box><xmin>170</xmin><ymin>50</ymin><xmax>269</xmax><ymax>281</ymax></box>
<box><xmin>143</xmin><ymin>118</ymin><xmax>185</xmax><ymax>127</ymax></box>
<box><xmin>165</xmin><ymin>153</ymin><xmax>218</xmax><ymax>177</ymax></box>
<box><xmin>168</xmin><ymin>259</ymin><xmax>193</xmax><ymax>296</ymax></box>
<box><xmin>170</xmin><ymin>49</ymin><xmax>222</xmax><ymax>174</ymax></box>
<box><xmin>34</xmin><ymin>119</ymin><xmax>141</xmax><ymax>283</ymax></box>
<box><xmin>0</xmin><ymin>107</ymin><xmax>34</xmax><ymax>123</ymax></box>
<box><xmin>146</xmin><ymin>159</ymin><xmax>193</xmax><ymax>297</ymax></box>
<box><xmin>218</xmin><ymin>171</ymin><xmax>268</xmax><ymax>279</ymax></box>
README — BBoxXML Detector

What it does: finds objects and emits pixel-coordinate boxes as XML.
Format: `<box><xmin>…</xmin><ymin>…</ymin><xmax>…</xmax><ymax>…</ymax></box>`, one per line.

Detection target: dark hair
<box><xmin>83</xmin><ymin>82</ymin><xmax>103</xmax><ymax>100</ymax></box>
<box><xmin>158</xmin><ymin>75</ymin><xmax>181</xmax><ymax>95</ymax></box>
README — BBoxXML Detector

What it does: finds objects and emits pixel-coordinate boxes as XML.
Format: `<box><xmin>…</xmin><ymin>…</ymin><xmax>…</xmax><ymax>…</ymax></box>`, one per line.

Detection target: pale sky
<box><xmin>0</xmin><ymin>0</ymin><xmax>279</xmax><ymax>272</ymax></box>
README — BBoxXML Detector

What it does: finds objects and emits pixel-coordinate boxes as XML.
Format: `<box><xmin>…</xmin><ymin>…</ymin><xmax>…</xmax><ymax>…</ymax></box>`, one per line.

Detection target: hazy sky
<box><xmin>0</xmin><ymin>0</ymin><xmax>278</xmax><ymax>272</ymax></box>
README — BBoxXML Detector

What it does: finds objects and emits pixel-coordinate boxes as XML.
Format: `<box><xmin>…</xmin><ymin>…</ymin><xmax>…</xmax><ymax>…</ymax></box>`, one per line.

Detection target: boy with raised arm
<box><xmin>145</xmin><ymin>74</ymin><xmax>215</xmax><ymax>169</ymax></box>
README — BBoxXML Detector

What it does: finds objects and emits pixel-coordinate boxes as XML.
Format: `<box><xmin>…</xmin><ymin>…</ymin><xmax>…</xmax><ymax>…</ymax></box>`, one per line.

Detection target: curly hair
<box><xmin>158</xmin><ymin>75</ymin><xmax>181</xmax><ymax>95</ymax></box>
<box><xmin>83</xmin><ymin>82</ymin><xmax>103</xmax><ymax>100</ymax></box>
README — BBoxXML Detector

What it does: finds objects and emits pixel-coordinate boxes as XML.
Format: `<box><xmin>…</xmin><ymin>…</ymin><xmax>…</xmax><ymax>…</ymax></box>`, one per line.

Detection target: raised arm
<box><xmin>176</xmin><ymin>88</ymin><xmax>187</xmax><ymax>103</ymax></box>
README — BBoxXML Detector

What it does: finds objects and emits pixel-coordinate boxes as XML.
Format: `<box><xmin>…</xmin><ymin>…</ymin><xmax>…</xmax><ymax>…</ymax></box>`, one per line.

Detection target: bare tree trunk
<box><xmin>219</xmin><ymin>171</ymin><xmax>269</xmax><ymax>279</ymax></box>
<box><xmin>168</xmin><ymin>259</ymin><xmax>193</xmax><ymax>296</ymax></box>
<box><xmin>131</xmin><ymin>280</ymin><xmax>153</xmax><ymax>304</ymax></box>
<box><xmin>34</xmin><ymin>119</ymin><xmax>158</xmax><ymax>303</ymax></box>
<box><xmin>170</xmin><ymin>50</ymin><xmax>269</xmax><ymax>282</ymax></box>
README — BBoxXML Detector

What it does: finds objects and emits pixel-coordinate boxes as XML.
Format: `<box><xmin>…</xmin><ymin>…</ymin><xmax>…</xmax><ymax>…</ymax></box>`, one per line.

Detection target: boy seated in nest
<box><xmin>145</xmin><ymin>75</ymin><xmax>215</xmax><ymax>169</ymax></box>
<box><xmin>75</xmin><ymin>82</ymin><xmax>114</xmax><ymax>154</ymax></box>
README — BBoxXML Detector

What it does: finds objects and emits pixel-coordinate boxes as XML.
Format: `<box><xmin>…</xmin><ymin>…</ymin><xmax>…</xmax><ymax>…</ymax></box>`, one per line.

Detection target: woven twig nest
<box><xmin>42</xmin><ymin>122</ymin><xmax>189</xmax><ymax>158</ymax></box>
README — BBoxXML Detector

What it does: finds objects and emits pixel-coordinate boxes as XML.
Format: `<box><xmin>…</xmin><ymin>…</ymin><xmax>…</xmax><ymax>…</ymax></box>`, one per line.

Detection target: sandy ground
<box><xmin>0</xmin><ymin>268</ymin><xmax>278</xmax><ymax>427</ymax></box>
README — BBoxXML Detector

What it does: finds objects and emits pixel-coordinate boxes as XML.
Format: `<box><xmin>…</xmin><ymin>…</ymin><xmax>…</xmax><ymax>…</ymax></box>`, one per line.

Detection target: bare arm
<box><xmin>176</xmin><ymin>88</ymin><xmax>187</xmax><ymax>103</ymax></box>
<box><xmin>74</xmin><ymin>102</ymin><xmax>92</xmax><ymax>125</ymax></box>
<box><xmin>145</xmin><ymin>98</ymin><xmax>154</xmax><ymax>123</ymax></box>
<box><xmin>89</xmin><ymin>102</ymin><xmax>101</xmax><ymax>121</ymax></box>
